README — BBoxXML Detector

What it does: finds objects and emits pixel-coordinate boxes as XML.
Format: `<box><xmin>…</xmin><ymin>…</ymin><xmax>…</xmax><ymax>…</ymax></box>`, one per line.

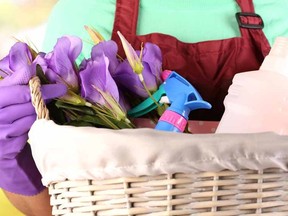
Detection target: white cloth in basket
<box><xmin>28</xmin><ymin>119</ymin><xmax>288</xmax><ymax>186</ymax></box>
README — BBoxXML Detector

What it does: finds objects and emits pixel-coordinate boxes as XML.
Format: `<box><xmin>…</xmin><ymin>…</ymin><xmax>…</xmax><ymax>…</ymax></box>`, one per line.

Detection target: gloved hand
<box><xmin>0</xmin><ymin>80</ymin><xmax>67</xmax><ymax>195</ymax></box>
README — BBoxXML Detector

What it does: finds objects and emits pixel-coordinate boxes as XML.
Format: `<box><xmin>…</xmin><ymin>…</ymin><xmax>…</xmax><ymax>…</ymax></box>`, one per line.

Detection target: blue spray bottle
<box><xmin>128</xmin><ymin>70</ymin><xmax>212</xmax><ymax>132</ymax></box>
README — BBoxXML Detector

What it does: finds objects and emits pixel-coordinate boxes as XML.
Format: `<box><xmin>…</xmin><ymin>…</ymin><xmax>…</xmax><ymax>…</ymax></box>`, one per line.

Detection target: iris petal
<box><xmin>113</xmin><ymin>42</ymin><xmax>163</xmax><ymax>98</ymax></box>
<box><xmin>38</xmin><ymin>36</ymin><xmax>82</xmax><ymax>92</ymax></box>
<box><xmin>91</xmin><ymin>40</ymin><xmax>119</xmax><ymax>75</ymax></box>
<box><xmin>114</xmin><ymin>60</ymin><xmax>147</xmax><ymax>97</ymax></box>
<box><xmin>80</xmin><ymin>55</ymin><xmax>119</xmax><ymax>105</ymax></box>
<box><xmin>117</xmin><ymin>31</ymin><xmax>144</xmax><ymax>74</ymax></box>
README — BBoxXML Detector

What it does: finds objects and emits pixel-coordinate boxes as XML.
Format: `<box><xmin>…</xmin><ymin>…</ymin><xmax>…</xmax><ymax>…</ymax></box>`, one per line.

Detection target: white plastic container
<box><xmin>216</xmin><ymin>37</ymin><xmax>288</xmax><ymax>135</ymax></box>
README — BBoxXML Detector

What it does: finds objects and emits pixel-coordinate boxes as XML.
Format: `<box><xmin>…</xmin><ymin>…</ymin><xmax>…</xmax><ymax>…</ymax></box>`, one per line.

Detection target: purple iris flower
<box><xmin>91</xmin><ymin>40</ymin><xmax>120</xmax><ymax>75</ymax></box>
<box><xmin>113</xmin><ymin>42</ymin><xmax>162</xmax><ymax>98</ymax></box>
<box><xmin>37</xmin><ymin>36</ymin><xmax>82</xmax><ymax>92</ymax></box>
<box><xmin>79</xmin><ymin>54</ymin><xmax>119</xmax><ymax>106</ymax></box>
<box><xmin>82</xmin><ymin>40</ymin><xmax>130</xmax><ymax>111</ymax></box>
<box><xmin>0</xmin><ymin>42</ymin><xmax>36</xmax><ymax>86</ymax></box>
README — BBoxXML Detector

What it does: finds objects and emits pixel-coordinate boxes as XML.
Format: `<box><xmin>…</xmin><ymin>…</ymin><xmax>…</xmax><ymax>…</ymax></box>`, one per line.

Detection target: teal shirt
<box><xmin>43</xmin><ymin>0</ymin><xmax>288</xmax><ymax>59</ymax></box>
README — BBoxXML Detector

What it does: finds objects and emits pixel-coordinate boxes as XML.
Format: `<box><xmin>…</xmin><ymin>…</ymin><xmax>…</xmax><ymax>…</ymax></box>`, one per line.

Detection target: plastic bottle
<box><xmin>216</xmin><ymin>37</ymin><xmax>288</xmax><ymax>135</ymax></box>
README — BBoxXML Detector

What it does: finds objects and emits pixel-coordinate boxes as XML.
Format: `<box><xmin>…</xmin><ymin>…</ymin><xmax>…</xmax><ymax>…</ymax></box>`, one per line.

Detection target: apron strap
<box><xmin>236</xmin><ymin>0</ymin><xmax>255</xmax><ymax>12</ymax></box>
<box><xmin>112</xmin><ymin>0</ymin><xmax>270</xmax><ymax>56</ymax></box>
<box><xmin>236</xmin><ymin>0</ymin><xmax>270</xmax><ymax>56</ymax></box>
<box><xmin>112</xmin><ymin>0</ymin><xmax>139</xmax><ymax>37</ymax></box>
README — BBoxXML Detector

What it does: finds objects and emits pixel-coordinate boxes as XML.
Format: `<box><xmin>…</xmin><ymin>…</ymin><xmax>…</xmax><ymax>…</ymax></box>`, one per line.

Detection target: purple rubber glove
<box><xmin>0</xmin><ymin>84</ymin><xmax>67</xmax><ymax>195</ymax></box>
<box><xmin>0</xmin><ymin>42</ymin><xmax>67</xmax><ymax>195</ymax></box>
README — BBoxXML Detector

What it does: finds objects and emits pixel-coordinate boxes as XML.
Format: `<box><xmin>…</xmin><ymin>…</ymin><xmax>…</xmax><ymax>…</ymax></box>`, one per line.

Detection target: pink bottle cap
<box><xmin>159</xmin><ymin>110</ymin><xmax>187</xmax><ymax>132</ymax></box>
<box><xmin>161</xmin><ymin>70</ymin><xmax>172</xmax><ymax>81</ymax></box>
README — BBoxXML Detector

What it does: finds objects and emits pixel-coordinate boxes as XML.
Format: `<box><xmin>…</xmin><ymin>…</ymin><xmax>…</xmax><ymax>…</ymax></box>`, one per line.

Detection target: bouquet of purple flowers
<box><xmin>0</xmin><ymin>27</ymin><xmax>165</xmax><ymax>129</ymax></box>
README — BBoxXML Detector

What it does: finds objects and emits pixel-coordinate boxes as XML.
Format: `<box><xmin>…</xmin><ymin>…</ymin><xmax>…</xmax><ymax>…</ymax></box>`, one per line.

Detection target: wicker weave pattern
<box><xmin>49</xmin><ymin>169</ymin><xmax>288</xmax><ymax>216</ymax></box>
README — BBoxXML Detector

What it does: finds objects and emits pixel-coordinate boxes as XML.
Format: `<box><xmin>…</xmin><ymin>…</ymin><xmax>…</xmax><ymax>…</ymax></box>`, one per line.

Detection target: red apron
<box><xmin>111</xmin><ymin>0</ymin><xmax>270</xmax><ymax>121</ymax></box>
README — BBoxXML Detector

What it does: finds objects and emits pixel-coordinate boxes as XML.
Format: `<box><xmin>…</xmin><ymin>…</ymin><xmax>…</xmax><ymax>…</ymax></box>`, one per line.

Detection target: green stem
<box><xmin>90</xmin><ymin>106</ymin><xmax>120</xmax><ymax>129</ymax></box>
<box><xmin>87</xmin><ymin>102</ymin><xmax>135</xmax><ymax>129</ymax></box>
<box><xmin>125</xmin><ymin>118</ymin><xmax>135</xmax><ymax>128</ymax></box>
<box><xmin>138</xmin><ymin>74</ymin><xmax>161</xmax><ymax>109</ymax></box>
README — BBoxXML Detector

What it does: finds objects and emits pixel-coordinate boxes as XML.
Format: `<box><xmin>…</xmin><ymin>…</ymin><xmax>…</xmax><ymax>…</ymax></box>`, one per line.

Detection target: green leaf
<box><xmin>76</xmin><ymin>115</ymin><xmax>107</xmax><ymax>126</ymax></box>
<box><xmin>105</xmin><ymin>115</ymin><xmax>135</xmax><ymax>129</ymax></box>
<box><xmin>55</xmin><ymin>101</ymin><xmax>96</xmax><ymax>115</ymax></box>
<box><xmin>65</xmin><ymin>120</ymin><xmax>94</xmax><ymax>127</ymax></box>
<box><xmin>46</xmin><ymin>101</ymin><xmax>67</xmax><ymax>125</ymax></box>
<box><xmin>156</xmin><ymin>103</ymin><xmax>168</xmax><ymax>116</ymax></box>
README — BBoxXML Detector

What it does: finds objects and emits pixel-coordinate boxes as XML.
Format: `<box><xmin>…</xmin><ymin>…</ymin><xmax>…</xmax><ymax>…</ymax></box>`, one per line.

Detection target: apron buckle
<box><xmin>235</xmin><ymin>12</ymin><xmax>264</xmax><ymax>29</ymax></box>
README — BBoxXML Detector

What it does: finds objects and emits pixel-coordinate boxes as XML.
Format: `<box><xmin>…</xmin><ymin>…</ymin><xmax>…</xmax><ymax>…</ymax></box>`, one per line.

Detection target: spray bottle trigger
<box><xmin>184</xmin><ymin>92</ymin><xmax>212</xmax><ymax>111</ymax></box>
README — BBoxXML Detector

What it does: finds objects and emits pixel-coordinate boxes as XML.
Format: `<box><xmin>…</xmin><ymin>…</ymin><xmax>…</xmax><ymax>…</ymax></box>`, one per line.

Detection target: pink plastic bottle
<box><xmin>216</xmin><ymin>37</ymin><xmax>288</xmax><ymax>135</ymax></box>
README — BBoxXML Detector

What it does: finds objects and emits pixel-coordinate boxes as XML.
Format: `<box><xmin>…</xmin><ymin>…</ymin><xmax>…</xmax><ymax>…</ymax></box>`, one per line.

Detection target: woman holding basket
<box><xmin>1</xmin><ymin>0</ymin><xmax>288</xmax><ymax>215</ymax></box>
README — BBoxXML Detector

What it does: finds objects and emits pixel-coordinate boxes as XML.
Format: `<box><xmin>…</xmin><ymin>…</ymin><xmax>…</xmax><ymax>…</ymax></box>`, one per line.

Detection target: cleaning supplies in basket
<box><xmin>216</xmin><ymin>37</ymin><xmax>288</xmax><ymax>134</ymax></box>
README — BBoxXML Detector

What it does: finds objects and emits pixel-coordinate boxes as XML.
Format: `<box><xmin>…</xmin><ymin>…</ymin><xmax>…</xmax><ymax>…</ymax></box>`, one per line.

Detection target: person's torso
<box><xmin>43</xmin><ymin>0</ymin><xmax>288</xmax><ymax>56</ymax></box>
<box><xmin>42</xmin><ymin>0</ymin><xmax>286</xmax><ymax>126</ymax></box>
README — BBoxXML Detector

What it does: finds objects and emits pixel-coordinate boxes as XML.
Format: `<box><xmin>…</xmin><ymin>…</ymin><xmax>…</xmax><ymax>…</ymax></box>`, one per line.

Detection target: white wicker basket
<box><xmin>29</xmin><ymin>76</ymin><xmax>288</xmax><ymax>216</ymax></box>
